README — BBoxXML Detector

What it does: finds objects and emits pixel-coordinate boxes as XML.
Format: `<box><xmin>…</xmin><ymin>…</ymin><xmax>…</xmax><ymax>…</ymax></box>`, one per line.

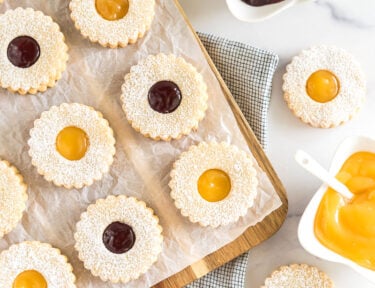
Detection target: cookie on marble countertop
<box><xmin>283</xmin><ymin>45</ymin><xmax>366</xmax><ymax>128</ymax></box>
<box><xmin>261</xmin><ymin>264</ymin><xmax>334</xmax><ymax>288</ymax></box>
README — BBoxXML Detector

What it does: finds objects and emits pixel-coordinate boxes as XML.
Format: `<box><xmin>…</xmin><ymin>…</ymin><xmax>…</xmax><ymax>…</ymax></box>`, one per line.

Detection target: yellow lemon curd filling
<box><xmin>56</xmin><ymin>126</ymin><xmax>89</xmax><ymax>161</ymax></box>
<box><xmin>306</xmin><ymin>70</ymin><xmax>340</xmax><ymax>103</ymax></box>
<box><xmin>13</xmin><ymin>270</ymin><xmax>47</xmax><ymax>288</ymax></box>
<box><xmin>198</xmin><ymin>169</ymin><xmax>231</xmax><ymax>202</ymax></box>
<box><xmin>315</xmin><ymin>152</ymin><xmax>375</xmax><ymax>270</ymax></box>
<box><xmin>95</xmin><ymin>0</ymin><xmax>129</xmax><ymax>21</ymax></box>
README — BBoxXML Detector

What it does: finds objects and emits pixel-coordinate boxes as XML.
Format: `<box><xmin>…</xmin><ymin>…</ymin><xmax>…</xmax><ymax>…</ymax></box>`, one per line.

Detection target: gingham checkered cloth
<box><xmin>186</xmin><ymin>33</ymin><xmax>279</xmax><ymax>288</ymax></box>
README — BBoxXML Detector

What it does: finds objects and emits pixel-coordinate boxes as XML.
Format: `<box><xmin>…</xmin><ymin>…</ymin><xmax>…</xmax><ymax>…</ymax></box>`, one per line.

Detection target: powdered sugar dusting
<box><xmin>74</xmin><ymin>195</ymin><xmax>163</xmax><ymax>283</ymax></box>
<box><xmin>0</xmin><ymin>160</ymin><xmax>27</xmax><ymax>238</ymax></box>
<box><xmin>283</xmin><ymin>45</ymin><xmax>366</xmax><ymax>128</ymax></box>
<box><xmin>28</xmin><ymin>103</ymin><xmax>116</xmax><ymax>189</ymax></box>
<box><xmin>169</xmin><ymin>142</ymin><xmax>258</xmax><ymax>228</ymax></box>
<box><xmin>121</xmin><ymin>53</ymin><xmax>208</xmax><ymax>140</ymax></box>
<box><xmin>261</xmin><ymin>264</ymin><xmax>334</xmax><ymax>288</ymax></box>
<box><xmin>0</xmin><ymin>8</ymin><xmax>68</xmax><ymax>93</ymax></box>
<box><xmin>70</xmin><ymin>0</ymin><xmax>155</xmax><ymax>47</ymax></box>
<box><xmin>0</xmin><ymin>241</ymin><xmax>76</xmax><ymax>287</ymax></box>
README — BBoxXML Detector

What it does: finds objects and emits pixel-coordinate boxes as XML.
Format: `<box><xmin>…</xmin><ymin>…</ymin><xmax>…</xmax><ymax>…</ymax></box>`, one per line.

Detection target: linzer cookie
<box><xmin>0</xmin><ymin>8</ymin><xmax>68</xmax><ymax>94</ymax></box>
<box><xmin>70</xmin><ymin>0</ymin><xmax>155</xmax><ymax>48</ymax></box>
<box><xmin>121</xmin><ymin>53</ymin><xmax>208</xmax><ymax>140</ymax></box>
<box><xmin>0</xmin><ymin>160</ymin><xmax>27</xmax><ymax>239</ymax></box>
<box><xmin>74</xmin><ymin>195</ymin><xmax>163</xmax><ymax>283</ymax></box>
<box><xmin>0</xmin><ymin>241</ymin><xmax>76</xmax><ymax>288</ymax></box>
<box><xmin>169</xmin><ymin>142</ymin><xmax>258</xmax><ymax>227</ymax></box>
<box><xmin>283</xmin><ymin>45</ymin><xmax>366</xmax><ymax>128</ymax></box>
<box><xmin>28</xmin><ymin>103</ymin><xmax>116</xmax><ymax>189</ymax></box>
<box><xmin>262</xmin><ymin>264</ymin><xmax>334</xmax><ymax>288</ymax></box>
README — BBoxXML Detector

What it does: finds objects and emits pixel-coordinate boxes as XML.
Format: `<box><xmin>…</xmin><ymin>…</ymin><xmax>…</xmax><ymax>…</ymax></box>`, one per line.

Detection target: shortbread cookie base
<box><xmin>0</xmin><ymin>8</ymin><xmax>69</xmax><ymax>95</ymax></box>
<box><xmin>75</xmin><ymin>195</ymin><xmax>163</xmax><ymax>283</ymax></box>
<box><xmin>28</xmin><ymin>103</ymin><xmax>116</xmax><ymax>189</ymax></box>
<box><xmin>169</xmin><ymin>142</ymin><xmax>258</xmax><ymax>227</ymax></box>
<box><xmin>0</xmin><ymin>241</ymin><xmax>76</xmax><ymax>287</ymax></box>
<box><xmin>262</xmin><ymin>264</ymin><xmax>334</xmax><ymax>288</ymax></box>
<box><xmin>121</xmin><ymin>54</ymin><xmax>208</xmax><ymax>141</ymax></box>
<box><xmin>283</xmin><ymin>45</ymin><xmax>366</xmax><ymax>128</ymax></box>
<box><xmin>70</xmin><ymin>0</ymin><xmax>155</xmax><ymax>48</ymax></box>
<box><xmin>284</xmin><ymin>91</ymin><xmax>360</xmax><ymax>129</ymax></box>
<box><xmin>0</xmin><ymin>160</ymin><xmax>27</xmax><ymax>238</ymax></box>
<box><xmin>9</xmin><ymin>57</ymin><xmax>68</xmax><ymax>95</ymax></box>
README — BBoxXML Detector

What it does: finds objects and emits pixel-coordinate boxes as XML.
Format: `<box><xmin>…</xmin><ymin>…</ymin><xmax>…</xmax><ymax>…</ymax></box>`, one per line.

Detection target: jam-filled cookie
<box><xmin>0</xmin><ymin>241</ymin><xmax>76</xmax><ymax>288</ymax></box>
<box><xmin>0</xmin><ymin>160</ymin><xmax>27</xmax><ymax>239</ymax></box>
<box><xmin>121</xmin><ymin>54</ymin><xmax>208</xmax><ymax>140</ymax></box>
<box><xmin>70</xmin><ymin>0</ymin><xmax>155</xmax><ymax>48</ymax></box>
<box><xmin>0</xmin><ymin>8</ymin><xmax>69</xmax><ymax>94</ymax></box>
<box><xmin>283</xmin><ymin>45</ymin><xmax>366</xmax><ymax>128</ymax></box>
<box><xmin>74</xmin><ymin>195</ymin><xmax>163</xmax><ymax>283</ymax></box>
<box><xmin>169</xmin><ymin>142</ymin><xmax>258</xmax><ymax>227</ymax></box>
<box><xmin>28</xmin><ymin>103</ymin><xmax>116</xmax><ymax>189</ymax></box>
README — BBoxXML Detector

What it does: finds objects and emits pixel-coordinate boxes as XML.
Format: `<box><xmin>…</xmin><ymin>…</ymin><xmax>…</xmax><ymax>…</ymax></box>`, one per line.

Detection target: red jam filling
<box><xmin>7</xmin><ymin>36</ymin><xmax>40</xmax><ymax>68</ymax></box>
<box><xmin>103</xmin><ymin>222</ymin><xmax>136</xmax><ymax>254</ymax></box>
<box><xmin>148</xmin><ymin>81</ymin><xmax>182</xmax><ymax>114</ymax></box>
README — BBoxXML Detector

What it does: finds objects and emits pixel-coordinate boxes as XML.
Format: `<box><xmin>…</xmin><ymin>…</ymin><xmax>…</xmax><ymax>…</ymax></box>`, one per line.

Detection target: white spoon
<box><xmin>295</xmin><ymin>150</ymin><xmax>353</xmax><ymax>199</ymax></box>
<box><xmin>226</xmin><ymin>0</ymin><xmax>313</xmax><ymax>23</ymax></box>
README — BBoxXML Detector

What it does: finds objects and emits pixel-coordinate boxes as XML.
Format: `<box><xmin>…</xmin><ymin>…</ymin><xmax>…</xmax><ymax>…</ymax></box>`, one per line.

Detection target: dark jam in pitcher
<box><xmin>241</xmin><ymin>0</ymin><xmax>285</xmax><ymax>6</ymax></box>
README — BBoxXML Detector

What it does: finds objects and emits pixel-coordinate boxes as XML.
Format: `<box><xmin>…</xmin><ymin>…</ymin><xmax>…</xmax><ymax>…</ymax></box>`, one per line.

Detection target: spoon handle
<box><xmin>295</xmin><ymin>150</ymin><xmax>353</xmax><ymax>199</ymax></box>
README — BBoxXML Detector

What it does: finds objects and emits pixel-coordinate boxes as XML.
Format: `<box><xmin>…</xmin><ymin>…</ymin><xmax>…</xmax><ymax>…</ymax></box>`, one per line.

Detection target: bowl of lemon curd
<box><xmin>299</xmin><ymin>136</ymin><xmax>375</xmax><ymax>283</ymax></box>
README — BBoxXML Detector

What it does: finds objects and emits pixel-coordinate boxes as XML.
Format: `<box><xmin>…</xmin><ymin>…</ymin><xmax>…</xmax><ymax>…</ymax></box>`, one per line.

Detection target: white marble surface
<box><xmin>179</xmin><ymin>0</ymin><xmax>375</xmax><ymax>287</ymax></box>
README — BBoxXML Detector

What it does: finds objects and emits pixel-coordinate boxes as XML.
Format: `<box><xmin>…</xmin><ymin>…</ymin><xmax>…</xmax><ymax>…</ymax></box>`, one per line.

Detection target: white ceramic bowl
<box><xmin>298</xmin><ymin>136</ymin><xmax>375</xmax><ymax>283</ymax></box>
<box><xmin>226</xmin><ymin>0</ymin><xmax>312</xmax><ymax>22</ymax></box>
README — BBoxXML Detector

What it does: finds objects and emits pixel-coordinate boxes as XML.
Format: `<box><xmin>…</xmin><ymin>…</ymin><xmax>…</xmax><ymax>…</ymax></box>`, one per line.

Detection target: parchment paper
<box><xmin>0</xmin><ymin>0</ymin><xmax>282</xmax><ymax>287</ymax></box>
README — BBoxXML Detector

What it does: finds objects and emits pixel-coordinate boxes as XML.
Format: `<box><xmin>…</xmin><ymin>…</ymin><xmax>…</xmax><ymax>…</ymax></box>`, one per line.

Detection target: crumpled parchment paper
<box><xmin>0</xmin><ymin>0</ymin><xmax>282</xmax><ymax>287</ymax></box>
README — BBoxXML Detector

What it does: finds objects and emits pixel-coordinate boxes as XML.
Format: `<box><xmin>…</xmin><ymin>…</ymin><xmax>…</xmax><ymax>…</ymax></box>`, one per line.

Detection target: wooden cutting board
<box><xmin>154</xmin><ymin>1</ymin><xmax>288</xmax><ymax>287</ymax></box>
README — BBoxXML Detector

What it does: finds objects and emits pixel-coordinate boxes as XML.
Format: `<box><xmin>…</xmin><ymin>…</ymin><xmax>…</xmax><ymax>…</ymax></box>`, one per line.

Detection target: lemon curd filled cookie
<box><xmin>75</xmin><ymin>195</ymin><xmax>163</xmax><ymax>283</ymax></box>
<box><xmin>0</xmin><ymin>160</ymin><xmax>27</xmax><ymax>238</ymax></box>
<box><xmin>169</xmin><ymin>142</ymin><xmax>258</xmax><ymax>227</ymax></box>
<box><xmin>70</xmin><ymin>0</ymin><xmax>155</xmax><ymax>48</ymax></box>
<box><xmin>0</xmin><ymin>8</ymin><xmax>68</xmax><ymax>94</ymax></box>
<box><xmin>121</xmin><ymin>54</ymin><xmax>208</xmax><ymax>140</ymax></box>
<box><xmin>261</xmin><ymin>264</ymin><xmax>334</xmax><ymax>288</ymax></box>
<box><xmin>0</xmin><ymin>241</ymin><xmax>76</xmax><ymax>288</ymax></box>
<box><xmin>283</xmin><ymin>45</ymin><xmax>366</xmax><ymax>128</ymax></box>
<box><xmin>28</xmin><ymin>103</ymin><xmax>116</xmax><ymax>189</ymax></box>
